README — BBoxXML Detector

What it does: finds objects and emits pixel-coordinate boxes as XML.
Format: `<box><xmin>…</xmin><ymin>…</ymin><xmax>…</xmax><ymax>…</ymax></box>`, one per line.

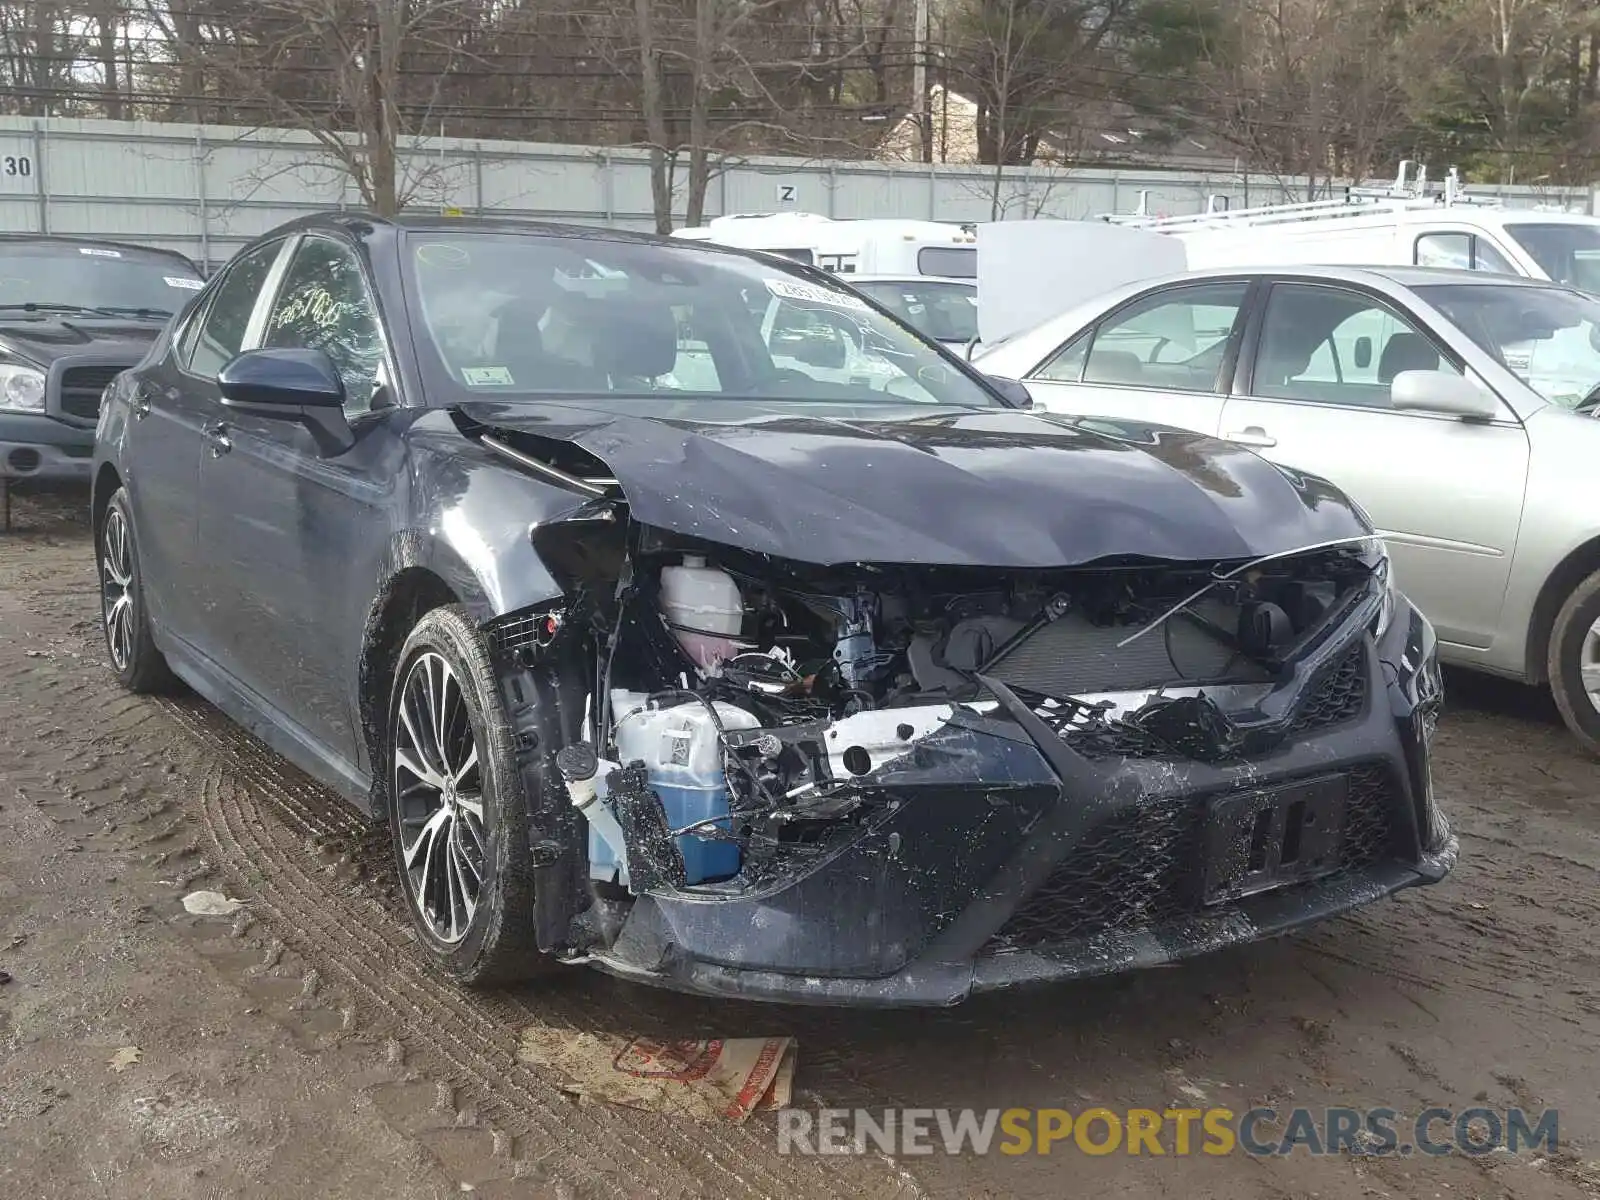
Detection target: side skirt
<box><xmin>157</xmin><ymin>630</ymin><xmax>376</xmax><ymax>816</ymax></box>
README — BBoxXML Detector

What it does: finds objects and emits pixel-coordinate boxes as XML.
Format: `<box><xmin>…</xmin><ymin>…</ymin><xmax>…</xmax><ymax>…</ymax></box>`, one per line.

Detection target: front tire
<box><xmin>97</xmin><ymin>487</ymin><xmax>176</xmax><ymax>693</ymax></box>
<box><xmin>387</xmin><ymin>605</ymin><xmax>548</xmax><ymax>984</ymax></box>
<box><xmin>1547</xmin><ymin>569</ymin><xmax>1600</xmax><ymax>755</ymax></box>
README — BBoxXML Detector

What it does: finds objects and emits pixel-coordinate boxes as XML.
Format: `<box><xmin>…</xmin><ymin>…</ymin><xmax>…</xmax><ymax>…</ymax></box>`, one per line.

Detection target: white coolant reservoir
<box><xmin>659</xmin><ymin>555</ymin><xmax>743</xmax><ymax>672</ymax></box>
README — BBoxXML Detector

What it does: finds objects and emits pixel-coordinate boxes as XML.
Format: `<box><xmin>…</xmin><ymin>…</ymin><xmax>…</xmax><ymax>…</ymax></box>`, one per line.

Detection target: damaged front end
<box><xmin>485</xmin><ymin>476</ymin><xmax>1453</xmax><ymax>1006</ymax></box>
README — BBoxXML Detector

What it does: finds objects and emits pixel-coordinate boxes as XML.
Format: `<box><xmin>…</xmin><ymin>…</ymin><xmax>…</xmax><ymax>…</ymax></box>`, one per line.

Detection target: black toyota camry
<box><xmin>91</xmin><ymin>214</ymin><xmax>1455</xmax><ymax>1005</ymax></box>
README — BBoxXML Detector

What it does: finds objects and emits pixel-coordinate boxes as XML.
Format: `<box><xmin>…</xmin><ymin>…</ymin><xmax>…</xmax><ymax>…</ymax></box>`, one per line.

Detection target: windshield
<box><xmin>403</xmin><ymin>232</ymin><xmax>998</xmax><ymax>407</ymax></box>
<box><xmin>0</xmin><ymin>242</ymin><xmax>203</xmax><ymax>316</ymax></box>
<box><xmin>1417</xmin><ymin>281</ymin><xmax>1600</xmax><ymax>409</ymax></box>
<box><xmin>853</xmin><ymin>280</ymin><xmax>978</xmax><ymax>344</ymax></box>
<box><xmin>1503</xmin><ymin>223</ymin><xmax>1600</xmax><ymax>293</ymax></box>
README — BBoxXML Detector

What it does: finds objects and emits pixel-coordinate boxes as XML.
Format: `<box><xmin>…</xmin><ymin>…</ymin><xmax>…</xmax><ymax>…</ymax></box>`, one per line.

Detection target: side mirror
<box><xmin>218</xmin><ymin>348</ymin><xmax>355</xmax><ymax>455</ymax></box>
<box><xmin>1390</xmin><ymin>369</ymin><xmax>1498</xmax><ymax>420</ymax></box>
<box><xmin>984</xmin><ymin>374</ymin><xmax>1034</xmax><ymax>409</ymax></box>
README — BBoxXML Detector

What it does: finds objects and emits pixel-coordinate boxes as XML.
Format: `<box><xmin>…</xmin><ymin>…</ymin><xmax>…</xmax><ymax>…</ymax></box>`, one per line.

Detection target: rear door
<box><xmin>1217</xmin><ymin>279</ymin><xmax>1530</xmax><ymax>649</ymax></box>
<box><xmin>1020</xmin><ymin>280</ymin><xmax>1252</xmax><ymax>434</ymax></box>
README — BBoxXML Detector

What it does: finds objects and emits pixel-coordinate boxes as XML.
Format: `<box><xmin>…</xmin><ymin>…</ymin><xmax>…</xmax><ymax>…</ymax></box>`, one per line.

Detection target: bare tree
<box><xmin>145</xmin><ymin>0</ymin><xmax>482</xmax><ymax>215</ymax></box>
<box><xmin>1192</xmin><ymin>0</ymin><xmax>1410</xmax><ymax>197</ymax></box>
<box><xmin>611</xmin><ymin>0</ymin><xmax>896</xmax><ymax>230</ymax></box>
<box><xmin>1401</xmin><ymin>0</ymin><xmax>1589</xmax><ymax>182</ymax></box>
<box><xmin>634</xmin><ymin>0</ymin><xmax>676</xmax><ymax>231</ymax></box>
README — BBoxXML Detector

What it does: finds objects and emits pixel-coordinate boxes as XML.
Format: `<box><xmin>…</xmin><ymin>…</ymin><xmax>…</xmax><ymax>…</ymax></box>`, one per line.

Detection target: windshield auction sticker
<box><xmin>462</xmin><ymin>366</ymin><xmax>516</xmax><ymax>386</ymax></box>
<box><xmin>764</xmin><ymin>278</ymin><xmax>870</xmax><ymax>311</ymax></box>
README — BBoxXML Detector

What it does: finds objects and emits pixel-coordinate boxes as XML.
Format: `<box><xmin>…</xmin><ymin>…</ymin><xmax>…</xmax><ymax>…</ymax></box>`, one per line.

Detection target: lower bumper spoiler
<box><xmin>585</xmin><ymin>841</ymin><xmax>1457</xmax><ymax>1008</ymax></box>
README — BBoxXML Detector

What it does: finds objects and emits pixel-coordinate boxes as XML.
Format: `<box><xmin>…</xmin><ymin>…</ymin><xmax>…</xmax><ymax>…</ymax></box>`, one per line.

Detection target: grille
<box><xmin>58</xmin><ymin>364</ymin><xmax>125</xmax><ymax>421</ymax></box>
<box><xmin>1287</xmin><ymin>643</ymin><xmax>1367</xmax><ymax>735</ymax></box>
<box><xmin>987</xmin><ymin>761</ymin><xmax>1402</xmax><ymax>951</ymax></box>
<box><xmin>1041</xmin><ymin>640</ymin><xmax>1370</xmax><ymax>762</ymax></box>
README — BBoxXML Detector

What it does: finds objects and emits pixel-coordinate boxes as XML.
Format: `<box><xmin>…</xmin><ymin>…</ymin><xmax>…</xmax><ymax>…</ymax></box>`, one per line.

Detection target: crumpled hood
<box><xmin>453</xmin><ymin>400</ymin><xmax>1369</xmax><ymax>568</ymax></box>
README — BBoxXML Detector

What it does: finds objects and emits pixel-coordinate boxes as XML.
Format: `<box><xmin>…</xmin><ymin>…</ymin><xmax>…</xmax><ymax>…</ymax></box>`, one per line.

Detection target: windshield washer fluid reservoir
<box><xmin>659</xmin><ymin>556</ymin><xmax>743</xmax><ymax>672</ymax></box>
<box><xmin>612</xmin><ymin>690</ymin><xmax>760</xmax><ymax>884</ymax></box>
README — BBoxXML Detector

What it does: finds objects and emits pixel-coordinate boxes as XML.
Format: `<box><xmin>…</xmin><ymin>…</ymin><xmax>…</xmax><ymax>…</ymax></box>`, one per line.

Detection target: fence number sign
<box><xmin>777</xmin><ymin>184</ymin><xmax>796</xmax><ymax>205</ymax></box>
<box><xmin>1</xmin><ymin>151</ymin><xmax>33</xmax><ymax>183</ymax></box>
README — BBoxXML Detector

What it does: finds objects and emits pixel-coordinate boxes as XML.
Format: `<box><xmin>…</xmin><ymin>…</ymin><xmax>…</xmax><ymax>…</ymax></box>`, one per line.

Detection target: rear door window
<box><xmin>917</xmin><ymin>247</ymin><xmax>977</xmax><ymax>278</ymax></box>
<box><xmin>1070</xmin><ymin>283</ymin><xmax>1248</xmax><ymax>391</ymax></box>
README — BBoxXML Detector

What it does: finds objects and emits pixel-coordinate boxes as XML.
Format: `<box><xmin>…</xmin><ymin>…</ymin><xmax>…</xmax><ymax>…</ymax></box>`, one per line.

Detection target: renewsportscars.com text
<box><xmin>777</xmin><ymin>1106</ymin><xmax>1559</xmax><ymax>1158</ymax></box>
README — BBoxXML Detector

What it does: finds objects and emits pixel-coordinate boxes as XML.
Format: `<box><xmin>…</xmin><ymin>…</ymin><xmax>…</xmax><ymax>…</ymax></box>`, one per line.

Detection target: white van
<box><xmin>1116</xmin><ymin>164</ymin><xmax>1600</xmax><ymax>292</ymax></box>
<box><xmin>671</xmin><ymin>213</ymin><xmax>977</xmax><ymax>279</ymax></box>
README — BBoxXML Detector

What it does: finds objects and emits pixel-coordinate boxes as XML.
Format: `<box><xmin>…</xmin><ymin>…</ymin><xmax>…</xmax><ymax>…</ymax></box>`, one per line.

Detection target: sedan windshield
<box><xmin>1503</xmin><ymin>223</ymin><xmax>1600</xmax><ymax>293</ymax></box>
<box><xmin>0</xmin><ymin>242</ymin><xmax>203</xmax><ymax>316</ymax></box>
<box><xmin>1417</xmin><ymin>281</ymin><xmax>1600</xmax><ymax>409</ymax></box>
<box><xmin>403</xmin><ymin>231</ymin><xmax>997</xmax><ymax>407</ymax></box>
<box><xmin>852</xmin><ymin>279</ymin><xmax>979</xmax><ymax>344</ymax></box>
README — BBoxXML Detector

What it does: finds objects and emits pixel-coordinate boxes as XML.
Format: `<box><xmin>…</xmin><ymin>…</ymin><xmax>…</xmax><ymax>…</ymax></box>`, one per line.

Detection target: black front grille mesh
<box><xmin>1044</xmin><ymin>641</ymin><xmax>1369</xmax><ymax>762</ymax></box>
<box><xmin>1287</xmin><ymin>644</ymin><xmax>1367</xmax><ymax>735</ymax></box>
<box><xmin>988</xmin><ymin>761</ymin><xmax>1402</xmax><ymax>951</ymax></box>
<box><xmin>58</xmin><ymin>365</ymin><xmax>125</xmax><ymax>421</ymax></box>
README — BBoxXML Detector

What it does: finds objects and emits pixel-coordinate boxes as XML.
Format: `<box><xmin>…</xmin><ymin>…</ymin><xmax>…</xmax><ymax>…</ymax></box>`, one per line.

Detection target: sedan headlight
<box><xmin>0</xmin><ymin>363</ymin><xmax>47</xmax><ymax>413</ymax></box>
<box><xmin>1367</xmin><ymin>541</ymin><xmax>1399</xmax><ymax>639</ymax></box>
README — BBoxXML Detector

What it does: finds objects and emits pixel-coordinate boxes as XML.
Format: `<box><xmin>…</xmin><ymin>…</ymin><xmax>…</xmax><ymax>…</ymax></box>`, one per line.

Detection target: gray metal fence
<box><xmin>1</xmin><ymin>114</ymin><xmax>1592</xmax><ymax>269</ymax></box>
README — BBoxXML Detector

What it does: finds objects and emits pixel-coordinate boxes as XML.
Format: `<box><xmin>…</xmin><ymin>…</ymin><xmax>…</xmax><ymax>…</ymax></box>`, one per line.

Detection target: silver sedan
<box><xmin>975</xmin><ymin>264</ymin><xmax>1600</xmax><ymax>752</ymax></box>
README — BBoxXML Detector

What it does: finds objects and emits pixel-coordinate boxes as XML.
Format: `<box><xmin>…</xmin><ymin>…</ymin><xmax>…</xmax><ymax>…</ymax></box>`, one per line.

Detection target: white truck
<box><xmin>1109</xmin><ymin>162</ymin><xmax>1600</xmax><ymax>291</ymax></box>
<box><xmin>670</xmin><ymin>212</ymin><xmax>977</xmax><ymax>279</ymax></box>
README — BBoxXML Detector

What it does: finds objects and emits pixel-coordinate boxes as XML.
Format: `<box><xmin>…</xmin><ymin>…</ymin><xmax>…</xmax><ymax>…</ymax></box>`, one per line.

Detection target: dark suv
<box><xmin>0</xmin><ymin>235</ymin><xmax>205</xmax><ymax>491</ymax></box>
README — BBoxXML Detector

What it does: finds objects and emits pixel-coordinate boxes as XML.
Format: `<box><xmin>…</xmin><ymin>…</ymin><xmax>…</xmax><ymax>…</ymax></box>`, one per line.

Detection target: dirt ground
<box><xmin>4</xmin><ymin>485</ymin><xmax>1600</xmax><ymax>1200</ymax></box>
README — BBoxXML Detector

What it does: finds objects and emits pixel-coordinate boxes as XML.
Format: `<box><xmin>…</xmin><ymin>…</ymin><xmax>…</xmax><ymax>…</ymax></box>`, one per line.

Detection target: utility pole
<box><xmin>913</xmin><ymin>0</ymin><xmax>931</xmax><ymax>162</ymax></box>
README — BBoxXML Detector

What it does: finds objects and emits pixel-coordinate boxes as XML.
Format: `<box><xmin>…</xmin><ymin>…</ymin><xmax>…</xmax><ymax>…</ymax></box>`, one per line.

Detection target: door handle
<box><xmin>1225</xmin><ymin>426</ymin><xmax>1277</xmax><ymax>449</ymax></box>
<box><xmin>204</xmin><ymin>423</ymin><xmax>232</xmax><ymax>457</ymax></box>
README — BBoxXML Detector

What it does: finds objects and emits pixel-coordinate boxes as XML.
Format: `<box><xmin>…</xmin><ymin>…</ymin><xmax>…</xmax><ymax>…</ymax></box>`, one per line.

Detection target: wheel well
<box><xmin>1526</xmin><ymin>535</ymin><xmax>1600</xmax><ymax>685</ymax></box>
<box><xmin>358</xmin><ymin>568</ymin><xmax>459</xmax><ymax>808</ymax></box>
<box><xmin>91</xmin><ymin>464</ymin><xmax>121</xmax><ymax>534</ymax></box>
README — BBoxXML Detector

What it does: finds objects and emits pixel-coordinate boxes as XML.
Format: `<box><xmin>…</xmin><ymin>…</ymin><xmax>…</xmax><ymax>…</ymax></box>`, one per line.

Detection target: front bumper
<box><xmin>585</xmin><ymin>596</ymin><xmax>1454</xmax><ymax>1006</ymax></box>
<box><xmin>0</xmin><ymin>413</ymin><xmax>95</xmax><ymax>481</ymax></box>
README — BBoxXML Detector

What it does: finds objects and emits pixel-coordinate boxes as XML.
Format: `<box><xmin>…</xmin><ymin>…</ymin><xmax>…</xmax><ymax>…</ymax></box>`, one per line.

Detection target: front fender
<box><xmin>91</xmin><ymin>372</ymin><xmax>138</xmax><ymax>514</ymax></box>
<box><xmin>404</xmin><ymin>430</ymin><xmax>591</xmax><ymax>621</ymax></box>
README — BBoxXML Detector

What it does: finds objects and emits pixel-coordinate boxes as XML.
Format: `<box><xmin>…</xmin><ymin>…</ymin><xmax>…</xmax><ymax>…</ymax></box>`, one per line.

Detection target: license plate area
<box><xmin>1202</xmin><ymin>774</ymin><xmax>1348</xmax><ymax>905</ymax></box>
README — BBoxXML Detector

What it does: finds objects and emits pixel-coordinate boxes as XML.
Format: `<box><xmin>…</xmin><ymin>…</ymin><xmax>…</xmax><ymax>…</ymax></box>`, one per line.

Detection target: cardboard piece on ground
<box><xmin>516</xmin><ymin>1027</ymin><xmax>795</xmax><ymax>1122</ymax></box>
<box><xmin>181</xmin><ymin>890</ymin><xmax>244</xmax><ymax>917</ymax></box>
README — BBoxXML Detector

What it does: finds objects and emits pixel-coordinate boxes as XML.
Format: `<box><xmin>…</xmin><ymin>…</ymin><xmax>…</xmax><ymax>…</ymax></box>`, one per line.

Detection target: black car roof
<box><xmin>0</xmin><ymin>232</ymin><xmax>201</xmax><ymax>269</ymax></box>
<box><xmin>268</xmin><ymin>211</ymin><xmax>734</xmax><ymax>251</ymax></box>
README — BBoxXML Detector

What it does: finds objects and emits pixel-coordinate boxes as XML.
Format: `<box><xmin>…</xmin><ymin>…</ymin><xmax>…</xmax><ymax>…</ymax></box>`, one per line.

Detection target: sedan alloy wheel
<box><xmin>394</xmin><ymin>651</ymin><xmax>487</xmax><ymax>945</ymax></box>
<box><xmin>96</xmin><ymin>487</ymin><xmax>175</xmax><ymax>694</ymax></box>
<box><xmin>100</xmin><ymin>505</ymin><xmax>135</xmax><ymax>672</ymax></box>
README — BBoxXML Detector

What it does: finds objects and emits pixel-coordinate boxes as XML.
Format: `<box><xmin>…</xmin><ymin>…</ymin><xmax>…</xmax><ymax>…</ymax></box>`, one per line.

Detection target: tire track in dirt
<box><xmin>1290</xmin><ymin>782</ymin><xmax>1600</xmax><ymax>1045</ymax></box>
<box><xmin>167</xmin><ymin>694</ymin><xmax>919</xmax><ymax>1200</ymax></box>
<box><xmin>1</xmin><ymin>506</ymin><xmax>921</xmax><ymax>1200</ymax></box>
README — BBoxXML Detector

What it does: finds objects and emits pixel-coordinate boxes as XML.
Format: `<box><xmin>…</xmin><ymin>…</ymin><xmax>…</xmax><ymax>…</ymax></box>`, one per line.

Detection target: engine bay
<box><xmin>515</xmin><ymin>518</ymin><xmax>1388</xmax><ymax>904</ymax></box>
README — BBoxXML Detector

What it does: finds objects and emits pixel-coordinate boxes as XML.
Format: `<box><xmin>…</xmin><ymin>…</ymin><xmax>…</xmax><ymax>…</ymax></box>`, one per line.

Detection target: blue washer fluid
<box><xmin>611</xmin><ymin>692</ymin><xmax>761</xmax><ymax>885</ymax></box>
